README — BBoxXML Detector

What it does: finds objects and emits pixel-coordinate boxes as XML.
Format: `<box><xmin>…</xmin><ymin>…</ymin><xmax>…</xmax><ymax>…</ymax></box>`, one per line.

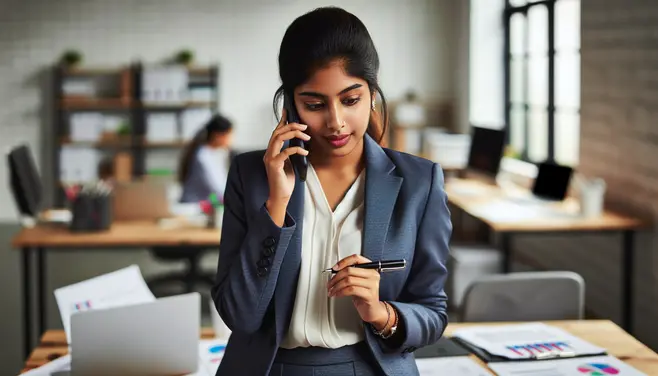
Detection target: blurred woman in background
<box><xmin>178</xmin><ymin>114</ymin><xmax>236</xmax><ymax>203</ymax></box>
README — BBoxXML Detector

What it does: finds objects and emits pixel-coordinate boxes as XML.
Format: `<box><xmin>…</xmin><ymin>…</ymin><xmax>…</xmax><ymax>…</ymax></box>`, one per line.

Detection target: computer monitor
<box><xmin>465</xmin><ymin>126</ymin><xmax>507</xmax><ymax>182</ymax></box>
<box><xmin>532</xmin><ymin>162</ymin><xmax>574</xmax><ymax>201</ymax></box>
<box><xmin>7</xmin><ymin>144</ymin><xmax>43</xmax><ymax>218</ymax></box>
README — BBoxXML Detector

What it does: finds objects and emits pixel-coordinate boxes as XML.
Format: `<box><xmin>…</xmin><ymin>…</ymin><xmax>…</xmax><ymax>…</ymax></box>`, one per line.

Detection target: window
<box><xmin>504</xmin><ymin>0</ymin><xmax>580</xmax><ymax>166</ymax></box>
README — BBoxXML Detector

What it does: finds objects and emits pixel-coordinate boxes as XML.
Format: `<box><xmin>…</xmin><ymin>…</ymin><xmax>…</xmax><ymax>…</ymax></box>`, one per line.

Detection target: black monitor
<box><xmin>466</xmin><ymin>126</ymin><xmax>507</xmax><ymax>180</ymax></box>
<box><xmin>532</xmin><ymin>162</ymin><xmax>574</xmax><ymax>201</ymax></box>
<box><xmin>7</xmin><ymin>144</ymin><xmax>43</xmax><ymax>218</ymax></box>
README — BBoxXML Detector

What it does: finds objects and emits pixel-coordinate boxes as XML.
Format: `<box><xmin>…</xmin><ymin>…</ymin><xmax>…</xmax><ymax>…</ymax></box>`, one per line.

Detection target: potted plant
<box><xmin>174</xmin><ymin>49</ymin><xmax>195</xmax><ymax>66</ymax></box>
<box><xmin>60</xmin><ymin>50</ymin><xmax>83</xmax><ymax>68</ymax></box>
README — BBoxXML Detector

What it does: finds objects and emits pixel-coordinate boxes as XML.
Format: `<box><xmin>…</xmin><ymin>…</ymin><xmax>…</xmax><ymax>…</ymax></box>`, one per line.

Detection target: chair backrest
<box><xmin>6</xmin><ymin>144</ymin><xmax>43</xmax><ymax>218</ymax></box>
<box><xmin>460</xmin><ymin>271</ymin><xmax>585</xmax><ymax>322</ymax></box>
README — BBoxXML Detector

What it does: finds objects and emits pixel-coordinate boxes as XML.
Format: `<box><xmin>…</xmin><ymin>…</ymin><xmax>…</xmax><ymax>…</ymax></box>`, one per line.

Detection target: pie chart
<box><xmin>209</xmin><ymin>344</ymin><xmax>226</xmax><ymax>354</ymax></box>
<box><xmin>577</xmin><ymin>363</ymin><xmax>620</xmax><ymax>375</ymax></box>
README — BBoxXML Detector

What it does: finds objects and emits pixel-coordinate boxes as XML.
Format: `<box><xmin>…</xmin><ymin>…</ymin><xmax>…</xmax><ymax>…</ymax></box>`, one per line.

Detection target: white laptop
<box><xmin>66</xmin><ymin>292</ymin><xmax>200</xmax><ymax>376</ymax></box>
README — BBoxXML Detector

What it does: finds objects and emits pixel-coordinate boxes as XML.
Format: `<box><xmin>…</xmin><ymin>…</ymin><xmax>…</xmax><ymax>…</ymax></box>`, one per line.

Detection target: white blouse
<box><xmin>280</xmin><ymin>164</ymin><xmax>366</xmax><ymax>349</ymax></box>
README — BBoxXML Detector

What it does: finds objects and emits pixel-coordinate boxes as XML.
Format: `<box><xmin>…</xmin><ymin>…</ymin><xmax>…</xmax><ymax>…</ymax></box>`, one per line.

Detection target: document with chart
<box><xmin>451</xmin><ymin>323</ymin><xmax>606</xmax><ymax>360</ymax></box>
<box><xmin>54</xmin><ymin>265</ymin><xmax>156</xmax><ymax>343</ymax></box>
<box><xmin>489</xmin><ymin>355</ymin><xmax>647</xmax><ymax>376</ymax></box>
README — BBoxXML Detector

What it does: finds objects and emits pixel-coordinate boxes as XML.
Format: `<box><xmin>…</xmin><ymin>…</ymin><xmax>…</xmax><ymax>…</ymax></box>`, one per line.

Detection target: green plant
<box><xmin>175</xmin><ymin>49</ymin><xmax>194</xmax><ymax>65</ymax></box>
<box><xmin>60</xmin><ymin>50</ymin><xmax>83</xmax><ymax>66</ymax></box>
<box><xmin>504</xmin><ymin>144</ymin><xmax>521</xmax><ymax>160</ymax></box>
<box><xmin>116</xmin><ymin>121</ymin><xmax>131</xmax><ymax>136</ymax></box>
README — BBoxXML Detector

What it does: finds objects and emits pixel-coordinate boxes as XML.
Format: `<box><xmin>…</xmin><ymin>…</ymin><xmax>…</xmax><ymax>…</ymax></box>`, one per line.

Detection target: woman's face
<box><xmin>294</xmin><ymin>60</ymin><xmax>371</xmax><ymax>159</ymax></box>
<box><xmin>209</xmin><ymin>130</ymin><xmax>233</xmax><ymax>149</ymax></box>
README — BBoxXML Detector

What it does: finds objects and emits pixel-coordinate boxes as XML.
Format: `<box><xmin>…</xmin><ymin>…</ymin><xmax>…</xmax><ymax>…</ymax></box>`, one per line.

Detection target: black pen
<box><xmin>322</xmin><ymin>259</ymin><xmax>407</xmax><ymax>274</ymax></box>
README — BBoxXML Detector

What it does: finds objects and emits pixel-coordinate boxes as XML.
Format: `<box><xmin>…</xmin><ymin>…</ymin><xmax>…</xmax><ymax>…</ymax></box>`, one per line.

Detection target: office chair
<box><xmin>460</xmin><ymin>271</ymin><xmax>585</xmax><ymax>322</ymax></box>
<box><xmin>147</xmin><ymin>246</ymin><xmax>216</xmax><ymax>296</ymax></box>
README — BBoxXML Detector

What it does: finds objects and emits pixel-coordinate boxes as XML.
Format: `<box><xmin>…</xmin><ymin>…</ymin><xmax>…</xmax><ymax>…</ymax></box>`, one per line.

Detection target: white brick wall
<box><xmin>0</xmin><ymin>0</ymin><xmax>464</xmax><ymax>221</ymax></box>
<box><xmin>515</xmin><ymin>0</ymin><xmax>658</xmax><ymax>350</ymax></box>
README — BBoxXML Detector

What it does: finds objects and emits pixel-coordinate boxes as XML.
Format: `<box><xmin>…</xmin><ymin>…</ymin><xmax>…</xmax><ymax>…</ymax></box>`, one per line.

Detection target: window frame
<box><xmin>504</xmin><ymin>0</ymin><xmax>579</xmax><ymax>164</ymax></box>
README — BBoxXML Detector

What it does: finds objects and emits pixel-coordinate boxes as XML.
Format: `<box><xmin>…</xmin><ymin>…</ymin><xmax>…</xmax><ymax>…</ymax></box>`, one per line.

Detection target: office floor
<box><xmin>0</xmin><ymin>223</ymin><xmax>219</xmax><ymax>376</ymax></box>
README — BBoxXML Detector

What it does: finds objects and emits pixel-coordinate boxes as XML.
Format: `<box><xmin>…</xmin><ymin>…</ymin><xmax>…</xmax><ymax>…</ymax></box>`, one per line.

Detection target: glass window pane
<box><xmin>510</xmin><ymin>13</ymin><xmax>525</xmax><ymax>57</ymax></box>
<box><xmin>556</xmin><ymin>0</ymin><xmax>581</xmax><ymax>51</ymax></box>
<box><xmin>510</xmin><ymin>105</ymin><xmax>526</xmax><ymax>156</ymax></box>
<box><xmin>511</xmin><ymin>58</ymin><xmax>525</xmax><ymax>104</ymax></box>
<box><xmin>510</xmin><ymin>0</ymin><xmax>527</xmax><ymax>6</ymax></box>
<box><xmin>528</xmin><ymin>55</ymin><xmax>548</xmax><ymax>106</ymax></box>
<box><xmin>556</xmin><ymin>52</ymin><xmax>581</xmax><ymax>109</ymax></box>
<box><xmin>555</xmin><ymin>111</ymin><xmax>580</xmax><ymax>166</ymax></box>
<box><xmin>528</xmin><ymin>5</ymin><xmax>548</xmax><ymax>56</ymax></box>
<box><xmin>528</xmin><ymin>107</ymin><xmax>548</xmax><ymax>162</ymax></box>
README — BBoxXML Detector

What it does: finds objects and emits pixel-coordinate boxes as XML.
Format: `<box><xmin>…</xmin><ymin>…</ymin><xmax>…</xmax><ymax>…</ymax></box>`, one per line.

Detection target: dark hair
<box><xmin>178</xmin><ymin>114</ymin><xmax>233</xmax><ymax>184</ymax></box>
<box><xmin>272</xmin><ymin>6</ymin><xmax>388</xmax><ymax>145</ymax></box>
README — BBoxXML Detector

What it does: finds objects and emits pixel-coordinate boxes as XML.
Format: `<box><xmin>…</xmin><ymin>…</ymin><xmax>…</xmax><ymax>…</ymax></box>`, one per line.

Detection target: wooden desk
<box><xmin>444</xmin><ymin>178</ymin><xmax>649</xmax><ymax>334</ymax></box>
<box><xmin>11</xmin><ymin>220</ymin><xmax>221</xmax><ymax>360</ymax></box>
<box><xmin>20</xmin><ymin>321</ymin><xmax>658</xmax><ymax>375</ymax></box>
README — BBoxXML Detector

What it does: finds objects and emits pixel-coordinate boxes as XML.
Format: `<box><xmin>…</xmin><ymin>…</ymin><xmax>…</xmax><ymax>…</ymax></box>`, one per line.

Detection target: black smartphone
<box><xmin>283</xmin><ymin>93</ymin><xmax>308</xmax><ymax>181</ymax></box>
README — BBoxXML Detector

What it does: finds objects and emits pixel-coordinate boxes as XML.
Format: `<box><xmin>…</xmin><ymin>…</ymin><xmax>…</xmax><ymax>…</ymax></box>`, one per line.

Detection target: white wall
<box><xmin>0</xmin><ymin>0</ymin><xmax>462</xmax><ymax>221</ymax></box>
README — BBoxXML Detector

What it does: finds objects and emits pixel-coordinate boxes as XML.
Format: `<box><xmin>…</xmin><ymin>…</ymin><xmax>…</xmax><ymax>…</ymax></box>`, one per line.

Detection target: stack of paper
<box><xmin>54</xmin><ymin>265</ymin><xmax>156</xmax><ymax>344</ymax></box>
<box><xmin>452</xmin><ymin>323</ymin><xmax>606</xmax><ymax>360</ymax></box>
<box><xmin>415</xmin><ymin>357</ymin><xmax>490</xmax><ymax>376</ymax></box>
<box><xmin>142</xmin><ymin>66</ymin><xmax>189</xmax><ymax>104</ymax></box>
<box><xmin>489</xmin><ymin>355</ymin><xmax>647</xmax><ymax>376</ymax></box>
<box><xmin>146</xmin><ymin>113</ymin><xmax>178</xmax><ymax>142</ymax></box>
<box><xmin>59</xmin><ymin>147</ymin><xmax>100</xmax><ymax>183</ymax></box>
<box><xmin>69</xmin><ymin>113</ymin><xmax>103</xmax><ymax>142</ymax></box>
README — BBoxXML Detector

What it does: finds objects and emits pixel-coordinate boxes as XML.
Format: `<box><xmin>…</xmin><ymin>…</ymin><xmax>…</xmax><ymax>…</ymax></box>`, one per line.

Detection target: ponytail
<box><xmin>178</xmin><ymin>129</ymin><xmax>207</xmax><ymax>184</ymax></box>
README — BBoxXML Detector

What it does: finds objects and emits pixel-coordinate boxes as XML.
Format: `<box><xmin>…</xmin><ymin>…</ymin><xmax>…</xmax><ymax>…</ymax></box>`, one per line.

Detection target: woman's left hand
<box><xmin>327</xmin><ymin>254</ymin><xmax>388</xmax><ymax>328</ymax></box>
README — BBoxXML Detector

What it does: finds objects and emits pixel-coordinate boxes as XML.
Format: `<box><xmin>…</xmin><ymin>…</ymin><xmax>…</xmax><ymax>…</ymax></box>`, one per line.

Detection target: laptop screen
<box><xmin>532</xmin><ymin>162</ymin><xmax>574</xmax><ymax>201</ymax></box>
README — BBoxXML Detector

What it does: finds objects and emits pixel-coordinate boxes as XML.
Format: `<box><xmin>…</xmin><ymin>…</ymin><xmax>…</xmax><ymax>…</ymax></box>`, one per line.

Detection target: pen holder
<box><xmin>69</xmin><ymin>193</ymin><xmax>113</xmax><ymax>232</ymax></box>
<box><xmin>207</xmin><ymin>205</ymin><xmax>224</xmax><ymax>229</ymax></box>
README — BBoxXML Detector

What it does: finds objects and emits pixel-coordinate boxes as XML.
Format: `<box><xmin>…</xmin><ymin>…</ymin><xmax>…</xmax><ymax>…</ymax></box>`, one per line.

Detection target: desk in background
<box><xmin>444</xmin><ymin>177</ymin><xmax>650</xmax><ymax>334</ymax></box>
<box><xmin>19</xmin><ymin>320</ymin><xmax>658</xmax><ymax>375</ymax></box>
<box><xmin>11</xmin><ymin>219</ymin><xmax>221</xmax><ymax>360</ymax></box>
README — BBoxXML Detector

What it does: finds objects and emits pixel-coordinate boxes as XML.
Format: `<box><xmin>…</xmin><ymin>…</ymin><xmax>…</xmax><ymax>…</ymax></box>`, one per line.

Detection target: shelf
<box><xmin>61</xmin><ymin>98</ymin><xmax>132</xmax><ymax>110</ymax></box>
<box><xmin>187</xmin><ymin>66</ymin><xmax>213</xmax><ymax>75</ymax></box>
<box><xmin>143</xmin><ymin>141</ymin><xmax>187</xmax><ymax>148</ymax></box>
<box><xmin>60</xmin><ymin>137</ymin><xmax>132</xmax><ymax>148</ymax></box>
<box><xmin>61</xmin><ymin>66</ymin><xmax>128</xmax><ymax>76</ymax></box>
<box><xmin>141</xmin><ymin>101</ymin><xmax>214</xmax><ymax>110</ymax></box>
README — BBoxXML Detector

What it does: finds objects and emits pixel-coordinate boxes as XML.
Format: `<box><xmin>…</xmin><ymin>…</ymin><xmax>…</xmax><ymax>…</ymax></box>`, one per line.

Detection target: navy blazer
<box><xmin>211</xmin><ymin>134</ymin><xmax>452</xmax><ymax>375</ymax></box>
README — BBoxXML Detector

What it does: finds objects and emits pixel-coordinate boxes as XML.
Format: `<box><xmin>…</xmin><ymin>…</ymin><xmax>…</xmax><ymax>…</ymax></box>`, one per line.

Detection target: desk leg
<box><xmin>622</xmin><ymin>230</ymin><xmax>635</xmax><ymax>333</ymax></box>
<box><xmin>22</xmin><ymin>248</ymin><xmax>33</xmax><ymax>360</ymax></box>
<box><xmin>37</xmin><ymin>247</ymin><xmax>46</xmax><ymax>338</ymax></box>
<box><xmin>500</xmin><ymin>233</ymin><xmax>512</xmax><ymax>274</ymax></box>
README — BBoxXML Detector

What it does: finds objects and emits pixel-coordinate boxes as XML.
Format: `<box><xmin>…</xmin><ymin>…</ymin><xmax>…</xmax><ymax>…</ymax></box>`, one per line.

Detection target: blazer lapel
<box><xmin>362</xmin><ymin>135</ymin><xmax>403</xmax><ymax>263</ymax></box>
<box><xmin>274</xmin><ymin>174</ymin><xmax>304</xmax><ymax>340</ymax></box>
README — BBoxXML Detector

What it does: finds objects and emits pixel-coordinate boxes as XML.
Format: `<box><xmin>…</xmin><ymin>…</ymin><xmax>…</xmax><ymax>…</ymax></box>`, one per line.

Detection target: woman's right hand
<box><xmin>263</xmin><ymin>109</ymin><xmax>310</xmax><ymax>224</ymax></box>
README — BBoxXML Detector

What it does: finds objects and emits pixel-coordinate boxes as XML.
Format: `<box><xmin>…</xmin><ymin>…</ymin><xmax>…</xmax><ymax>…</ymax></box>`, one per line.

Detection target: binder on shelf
<box><xmin>450</xmin><ymin>323</ymin><xmax>608</xmax><ymax>363</ymax></box>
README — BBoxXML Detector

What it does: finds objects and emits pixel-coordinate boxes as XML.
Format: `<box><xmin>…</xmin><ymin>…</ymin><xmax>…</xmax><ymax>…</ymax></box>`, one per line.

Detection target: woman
<box><xmin>211</xmin><ymin>7</ymin><xmax>451</xmax><ymax>376</ymax></box>
<box><xmin>178</xmin><ymin>114</ymin><xmax>235</xmax><ymax>203</ymax></box>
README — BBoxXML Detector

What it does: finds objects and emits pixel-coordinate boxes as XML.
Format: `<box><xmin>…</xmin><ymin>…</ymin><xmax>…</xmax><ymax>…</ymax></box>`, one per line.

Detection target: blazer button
<box><xmin>257</xmin><ymin>258</ymin><xmax>271</xmax><ymax>267</ymax></box>
<box><xmin>263</xmin><ymin>236</ymin><xmax>276</xmax><ymax>247</ymax></box>
<box><xmin>257</xmin><ymin>267</ymin><xmax>268</xmax><ymax>277</ymax></box>
<box><xmin>264</xmin><ymin>246</ymin><xmax>275</xmax><ymax>257</ymax></box>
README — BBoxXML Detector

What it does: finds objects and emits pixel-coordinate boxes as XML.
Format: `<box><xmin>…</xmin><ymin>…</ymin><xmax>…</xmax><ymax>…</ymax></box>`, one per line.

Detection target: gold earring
<box><xmin>371</xmin><ymin>100</ymin><xmax>376</xmax><ymax>110</ymax></box>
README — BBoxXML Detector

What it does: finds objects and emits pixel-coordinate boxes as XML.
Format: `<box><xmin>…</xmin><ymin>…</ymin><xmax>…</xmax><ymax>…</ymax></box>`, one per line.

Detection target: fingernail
<box><xmin>301</xmin><ymin>124</ymin><xmax>308</xmax><ymax>129</ymax></box>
